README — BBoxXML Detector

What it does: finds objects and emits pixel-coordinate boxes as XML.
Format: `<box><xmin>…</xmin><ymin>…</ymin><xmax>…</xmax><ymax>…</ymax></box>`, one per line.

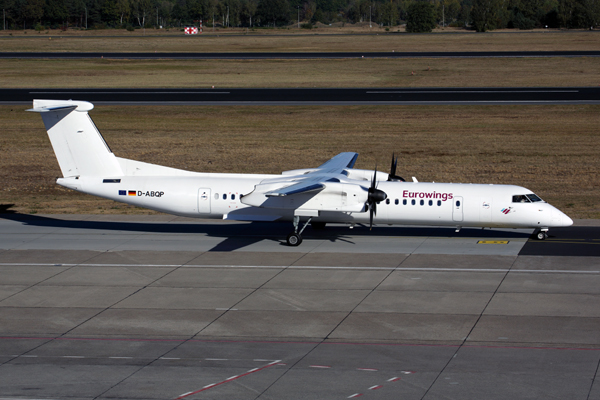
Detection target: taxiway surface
<box><xmin>0</xmin><ymin>214</ymin><xmax>599</xmax><ymax>400</ymax></box>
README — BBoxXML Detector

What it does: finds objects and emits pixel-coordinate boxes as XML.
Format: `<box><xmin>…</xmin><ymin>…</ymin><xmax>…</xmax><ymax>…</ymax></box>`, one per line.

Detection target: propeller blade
<box><xmin>388</xmin><ymin>152</ymin><xmax>406</xmax><ymax>182</ymax></box>
<box><xmin>367</xmin><ymin>164</ymin><xmax>387</xmax><ymax>230</ymax></box>
<box><xmin>390</xmin><ymin>153</ymin><xmax>398</xmax><ymax>177</ymax></box>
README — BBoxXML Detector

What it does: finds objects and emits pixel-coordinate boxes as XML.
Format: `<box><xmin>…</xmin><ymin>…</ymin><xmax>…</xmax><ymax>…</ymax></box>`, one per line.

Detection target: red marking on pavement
<box><xmin>174</xmin><ymin>360</ymin><xmax>281</xmax><ymax>400</ymax></box>
<box><xmin>348</xmin><ymin>394</ymin><xmax>363</xmax><ymax>398</ymax></box>
<box><xmin>369</xmin><ymin>385</ymin><xmax>383</xmax><ymax>390</ymax></box>
<box><xmin>388</xmin><ymin>377</ymin><xmax>401</xmax><ymax>382</ymax></box>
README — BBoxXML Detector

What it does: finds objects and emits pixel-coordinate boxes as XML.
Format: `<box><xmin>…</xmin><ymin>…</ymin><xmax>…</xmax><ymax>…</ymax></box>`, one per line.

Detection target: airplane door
<box><xmin>198</xmin><ymin>188</ymin><xmax>211</xmax><ymax>214</ymax></box>
<box><xmin>452</xmin><ymin>196</ymin><xmax>464</xmax><ymax>222</ymax></box>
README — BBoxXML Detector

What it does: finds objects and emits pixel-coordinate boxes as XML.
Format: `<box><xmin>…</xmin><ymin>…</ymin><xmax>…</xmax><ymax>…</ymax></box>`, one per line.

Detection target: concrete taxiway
<box><xmin>0</xmin><ymin>214</ymin><xmax>599</xmax><ymax>400</ymax></box>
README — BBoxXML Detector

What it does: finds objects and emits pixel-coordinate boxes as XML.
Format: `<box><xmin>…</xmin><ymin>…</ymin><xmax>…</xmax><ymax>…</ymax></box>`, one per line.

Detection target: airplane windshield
<box><xmin>512</xmin><ymin>195</ymin><xmax>530</xmax><ymax>203</ymax></box>
<box><xmin>512</xmin><ymin>194</ymin><xmax>544</xmax><ymax>203</ymax></box>
<box><xmin>526</xmin><ymin>193</ymin><xmax>544</xmax><ymax>202</ymax></box>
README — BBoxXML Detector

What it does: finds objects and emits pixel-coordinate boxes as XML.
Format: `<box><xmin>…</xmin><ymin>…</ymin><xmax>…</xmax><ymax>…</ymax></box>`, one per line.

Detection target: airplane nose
<box><xmin>562</xmin><ymin>213</ymin><xmax>574</xmax><ymax>227</ymax></box>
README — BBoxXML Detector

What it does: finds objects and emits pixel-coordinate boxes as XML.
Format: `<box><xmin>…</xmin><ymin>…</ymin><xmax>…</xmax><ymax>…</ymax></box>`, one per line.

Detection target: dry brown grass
<box><xmin>1</xmin><ymin>29</ymin><xmax>599</xmax><ymax>52</ymax></box>
<box><xmin>1</xmin><ymin>57</ymin><xmax>599</xmax><ymax>88</ymax></box>
<box><xmin>1</xmin><ymin>105</ymin><xmax>598</xmax><ymax>218</ymax></box>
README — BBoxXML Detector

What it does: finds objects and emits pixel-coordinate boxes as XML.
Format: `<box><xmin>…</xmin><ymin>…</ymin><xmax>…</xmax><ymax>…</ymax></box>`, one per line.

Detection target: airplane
<box><xmin>28</xmin><ymin>99</ymin><xmax>573</xmax><ymax>246</ymax></box>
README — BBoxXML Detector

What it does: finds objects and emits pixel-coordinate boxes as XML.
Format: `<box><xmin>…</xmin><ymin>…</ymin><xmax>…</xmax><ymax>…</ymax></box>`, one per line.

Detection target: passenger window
<box><xmin>395</xmin><ymin>199</ymin><xmax>399</xmax><ymax>205</ymax></box>
<box><xmin>231</xmin><ymin>194</ymin><xmax>236</xmax><ymax>200</ymax></box>
<box><xmin>420</xmin><ymin>200</ymin><xmax>424</xmax><ymax>206</ymax></box>
<box><xmin>429</xmin><ymin>200</ymin><xmax>433</xmax><ymax>206</ymax></box>
<box><xmin>214</xmin><ymin>193</ymin><xmax>219</xmax><ymax>200</ymax></box>
<box><xmin>456</xmin><ymin>200</ymin><xmax>461</xmax><ymax>207</ymax></box>
<box><xmin>386</xmin><ymin>199</ymin><xmax>390</xmax><ymax>205</ymax></box>
<box><xmin>223</xmin><ymin>194</ymin><xmax>227</xmax><ymax>200</ymax></box>
<box><xmin>403</xmin><ymin>199</ymin><xmax>407</xmax><ymax>205</ymax></box>
<box><xmin>411</xmin><ymin>199</ymin><xmax>416</xmax><ymax>205</ymax></box>
<box><xmin>437</xmin><ymin>200</ymin><xmax>442</xmax><ymax>206</ymax></box>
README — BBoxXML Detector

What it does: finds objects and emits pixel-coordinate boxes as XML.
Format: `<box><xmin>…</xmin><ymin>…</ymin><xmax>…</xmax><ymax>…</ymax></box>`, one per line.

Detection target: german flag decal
<box><xmin>128</xmin><ymin>190</ymin><xmax>137</xmax><ymax>196</ymax></box>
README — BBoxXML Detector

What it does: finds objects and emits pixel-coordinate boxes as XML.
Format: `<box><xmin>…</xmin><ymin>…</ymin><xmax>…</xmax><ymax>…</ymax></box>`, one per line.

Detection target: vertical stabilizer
<box><xmin>28</xmin><ymin>99</ymin><xmax>123</xmax><ymax>178</ymax></box>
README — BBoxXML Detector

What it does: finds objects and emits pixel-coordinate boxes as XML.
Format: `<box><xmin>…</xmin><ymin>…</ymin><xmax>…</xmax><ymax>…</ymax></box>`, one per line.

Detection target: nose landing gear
<box><xmin>535</xmin><ymin>228</ymin><xmax>549</xmax><ymax>240</ymax></box>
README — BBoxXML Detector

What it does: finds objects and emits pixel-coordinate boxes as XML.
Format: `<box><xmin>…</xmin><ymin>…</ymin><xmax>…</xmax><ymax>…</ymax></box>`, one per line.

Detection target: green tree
<box><xmin>470</xmin><ymin>0</ymin><xmax>505</xmax><ymax>31</ymax></box>
<box><xmin>131</xmin><ymin>0</ymin><xmax>151</xmax><ymax>25</ymax></box>
<box><xmin>571</xmin><ymin>0</ymin><xmax>600</xmax><ymax>28</ymax></box>
<box><xmin>22</xmin><ymin>0</ymin><xmax>46</xmax><ymax>25</ymax></box>
<box><xmin>44</xmin><ymin>0</ymin><xmax>69</xmax><ymax>24</ymax></box>
<box><xmin>379</xmin><ymin>0</ymin><xmax>399</xmax><ymax>26</ymax></box>
<box><xmin>406</xmin><ymin>1</ymin><xmax>436</xmax><ymax>32</ymax></box>
<box><xmin>102</xmin><ymin>0</ymin><xmax>120</xmax><ymax>23</ymax></box>
<box><xmin>240</xmin><ymin>0</ymin><xmax>257</xmax><ymax>26</ymax></box>
<box><xmin>439</xmin><ymin>0</ymin><xmax>461</xmax><ymax>25</ymax></box>
<box><xmin>557</xmin><ymin>0</ymin><xmax>575</xmax><ymax>26</ymax></box>
<box><xmin>256</xmin><ymin>0</ymin><xmax>289</xmax><ymax>26</ymax></box>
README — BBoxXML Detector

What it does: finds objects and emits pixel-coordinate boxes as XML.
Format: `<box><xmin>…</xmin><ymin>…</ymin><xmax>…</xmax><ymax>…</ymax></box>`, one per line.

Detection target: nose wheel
<box><xmin>535</xmin><ymin>229</ymin><xmax>548</xmax><ymax>240</ymax></box>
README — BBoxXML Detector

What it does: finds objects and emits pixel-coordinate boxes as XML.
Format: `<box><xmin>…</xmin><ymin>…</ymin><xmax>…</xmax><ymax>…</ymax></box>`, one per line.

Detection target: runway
<box><xmin>2</xmin><ymin>51</ymin><xmax>600</xmax><ymax>59</ymax></box>
<box><xmin>0</xmin><ymin>214</ymin><xmax>599</xmax><ymax>399</ymax></box>
<box><xmin>3</xmin><ymin>87</ymin><xmax>600</xmax><ymax>105</ymax></box>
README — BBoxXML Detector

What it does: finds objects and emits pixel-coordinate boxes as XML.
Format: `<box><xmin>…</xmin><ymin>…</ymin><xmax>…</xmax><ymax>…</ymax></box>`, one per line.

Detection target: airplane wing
<box><xmin>316</xmin><ymin>152</ymin><xmax>358</xmax><ymax>171</ymax></box>
<box><xmin>241</xmin><ymin>152</ymin><xmax>363</xmax><ymax>210</ymax></box>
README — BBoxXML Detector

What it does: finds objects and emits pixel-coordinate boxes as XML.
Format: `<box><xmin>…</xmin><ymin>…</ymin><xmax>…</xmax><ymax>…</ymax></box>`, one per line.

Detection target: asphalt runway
<box><xmin>1</xmin><ymin>214</ymin><xmax>599</xmax><ymax>400</ymax></box>
<box><xmin>3</xmin><ymin>87</ymin><xmax>600</xmax><ymax>105</ymax></box>
<box><xmin>2</xmin><ymin>51</ymin><xmax>600</xmax><ymax>59</ymax></box>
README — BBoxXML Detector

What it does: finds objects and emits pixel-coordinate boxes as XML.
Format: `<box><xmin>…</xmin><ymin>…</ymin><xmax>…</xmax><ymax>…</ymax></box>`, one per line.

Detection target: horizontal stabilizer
<box><xmin>27</xmin><ymin>100</ymin><xmax>94</xmax><ymax>113</ymax></box>
<box><xmin>27</xmin><ymin>105</ymin><xmax>77</xmax><ymax>113</ymax></box>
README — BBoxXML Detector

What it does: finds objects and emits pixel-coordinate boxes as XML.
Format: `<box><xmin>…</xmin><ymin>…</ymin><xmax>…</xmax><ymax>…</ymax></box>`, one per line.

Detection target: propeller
<box><xmin>367</xmin><ymin>167</ymin><xmax>387</xmax><ymax>230</ymax></box>
<box><xmin>387</xmin><ymin>153</ymin><xmax>406</xmax><ymax>182</ymax></box>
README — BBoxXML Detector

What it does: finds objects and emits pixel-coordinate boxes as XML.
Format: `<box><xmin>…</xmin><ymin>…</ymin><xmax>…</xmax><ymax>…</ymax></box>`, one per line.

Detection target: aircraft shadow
<box><xmin>0</xmin><ymin>209</ymin><xmax>533</xmax><ymax>252</ymax></box>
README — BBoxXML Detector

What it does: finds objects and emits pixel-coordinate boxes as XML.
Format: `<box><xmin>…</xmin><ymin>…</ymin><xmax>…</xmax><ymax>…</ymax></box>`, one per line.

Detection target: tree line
<box><xmin>1</xmin><ymin>0</ymin><xmax>598</xmax><ymax>32</ymax></box>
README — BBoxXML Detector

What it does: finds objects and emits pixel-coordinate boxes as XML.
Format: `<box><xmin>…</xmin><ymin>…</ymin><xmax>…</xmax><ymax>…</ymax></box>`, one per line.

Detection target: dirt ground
<box><xmin>2</xmin><ymin>57</ymin><xmax>599</xmax><ymax>88</ymax></box>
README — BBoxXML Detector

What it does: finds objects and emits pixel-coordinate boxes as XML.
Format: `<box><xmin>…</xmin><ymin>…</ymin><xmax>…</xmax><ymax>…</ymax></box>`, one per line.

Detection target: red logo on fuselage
<box><xmin>402</xmin><ymin>190</ymin><xmax>454</xmax><ymax>201</ymax></box>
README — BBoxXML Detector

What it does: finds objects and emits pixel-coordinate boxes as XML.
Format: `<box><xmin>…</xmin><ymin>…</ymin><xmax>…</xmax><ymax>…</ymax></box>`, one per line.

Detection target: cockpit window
<box><xmin>513</xmin><ymin>194</ymin><xmax>544</xmax><ymax>203</ymax></box>
<box><xmin>526</xmin><ymin>194</ymin><xmax>543</xmax><ymax>202</ymax></box>
<box><xmin>512</xmin><ymin>195</ymin><xmax>531</xmax><ymax>203</ymax></box>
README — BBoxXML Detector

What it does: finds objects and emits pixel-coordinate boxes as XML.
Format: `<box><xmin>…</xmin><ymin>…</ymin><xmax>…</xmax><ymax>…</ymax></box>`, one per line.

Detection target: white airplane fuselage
<box><xmin>58</xmin><ymin>171</ymin><xmax>572</xmax><ymax>230</ymax></box>
<box><xmin>29</xmin><ymin>98</ymin><xmax>573</xmax><ymax>245</ymax></box>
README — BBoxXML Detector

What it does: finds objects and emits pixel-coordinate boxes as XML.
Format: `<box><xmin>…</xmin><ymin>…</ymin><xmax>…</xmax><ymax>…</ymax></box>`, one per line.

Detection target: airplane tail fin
<box><xmin>28</xmin><ymin>99</ymin><xmax>123</xmax><ymax>178</ymax></box>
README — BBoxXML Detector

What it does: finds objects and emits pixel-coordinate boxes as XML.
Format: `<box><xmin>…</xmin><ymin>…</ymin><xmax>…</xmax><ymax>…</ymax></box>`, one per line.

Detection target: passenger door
<box><xmin>198</xmin><ymin>188</ymin><xmax>211</xmax><ymax>214</ymax></box>
<box><xmin>452</xmin><ymin>196</ymin><xmax>464</xmax><ymax>222</ymax></box>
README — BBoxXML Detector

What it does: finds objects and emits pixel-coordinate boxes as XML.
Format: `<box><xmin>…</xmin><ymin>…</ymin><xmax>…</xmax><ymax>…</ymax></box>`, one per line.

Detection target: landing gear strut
<box><xmin>535</xmin><ymin>228</ymin><xmax>548</xmax><ymax>240</ymax></box>
<box><xmin>286</xmin><ymin>216</ymin><xmax>312</xmax><ymax>246</ymax></box>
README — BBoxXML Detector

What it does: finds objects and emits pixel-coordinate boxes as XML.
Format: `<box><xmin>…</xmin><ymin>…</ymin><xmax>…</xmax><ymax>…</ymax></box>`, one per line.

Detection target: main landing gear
<box><xmin>286</xmin><ymin>216</ymin><xmax>312</xmax><ymax>246</ymax></box>
<box><xmin>535</xmin><ymin>228</ymin><xmax>549</xmax><ymax>240</ymax></box>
